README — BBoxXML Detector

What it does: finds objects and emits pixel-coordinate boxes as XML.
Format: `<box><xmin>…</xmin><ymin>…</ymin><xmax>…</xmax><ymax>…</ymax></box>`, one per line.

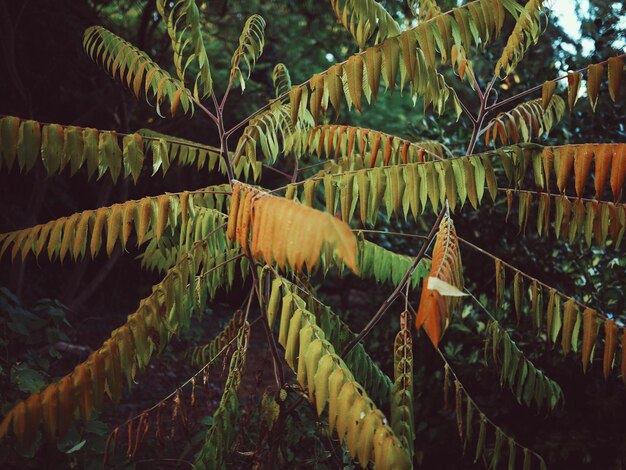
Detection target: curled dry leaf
<box><xmin>415</xmin><ymin>216</ymin><xmax>464</xmax><ymax>348</ymax></box>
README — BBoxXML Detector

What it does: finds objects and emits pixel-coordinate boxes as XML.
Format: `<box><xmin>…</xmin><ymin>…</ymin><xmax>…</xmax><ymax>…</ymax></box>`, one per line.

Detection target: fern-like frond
<box><xmin>156</xmin><ymin>0</ymin><xmax>213</xmax><ymax>99</ymax></box>
<box><xmin>408</xmin><ymin>0</ymin><xmax>442</xmax><ymax>22</ymax></box>
<box><xmin>502</xmin><ymin>188</ymin><xmax>625</xmax><ymax>246</ymax></box>
<box><xmin>391</xmin><ymin>311</ymin><xmax>415</xmax><ymax>462</ymax></box>
<box><xmin>195</xmin><ymin>322</ymin><xmax>249</xmax><ymax>469</ymax></box>
<box><xmin>539</xmin><ymin>143</ymin><xmax>625</xmax><ymax>201</ymax></box>
<box><xmin>558</xmin><ymin>55</ymin><xmax>625</xmax><ymax>111</ymax></box>
<box><xmin>0</xmin><ymin>240</ymin><xmax>236</xmax><ymax>446</ymax></box>
<box><xmin>287</xmin><ymin>0</ymin><xmax>522</xmax><ymax>121</ymax></box>
<box><xmin>494</xmin><ymin>0</ymin><xmax>545</xmax><ymax>77</ymax></box>
<box><xmin>485</xmin><ymin>319</ymin><xmax>563</xmax><ymax>410</ymax></box>
<box><xmin>83</xmin><ymin>26</ymin><xmax>193</xmax><ymax>117</ymax></box>
<box><xmin>227</xmin><ymin>182</ymin><xmax>358</xmax><ymax>273</ymax></box>
<box><xmin>484</xmin><ymin>96</ymin><xmax>565</xmax><ymax>147</ymax></box>
<box><xmin>273</xmin><ymin>285</ymin><xmax>410</xmax><ymax>468</ymax></box>
<box><xmin>234</xmin><ymin>101</ymin><xmax>314</xmax><ymax>170</ymax></box>
<box><xmin>288</xmin><ymin>125</ymin><xmax>448</xmax><ymax>168</ymax></box>
<box><xmin>292</xmin><ymin>152</ymin><xmax>499</xmax><ymax>223</ymax></box>
<box><xmin>0</xmin><ymin>187</ymin><xmax>231</xmax><ymax>263</ymax></box>
<box><xmin>330</xmin><ymin>0</ymin><xmax>401</xmax><ymax>49</ymax></box>
<box><xmin>140</xmin><ymin>202</ymin><xmax>233</xmax><ymax>274</ymax></box>
<box><xmin>230</xmin><ymin>15</ymin><xmax>266</xmax><ymax>91</ymax></box>
<box><xmin>142</xmin><ymin>211</ymin><xmax>241</xmax><ymax>292</ymax></box>
<box><xmin>284</xmin><ymin>142</ymin><xmax>624</xmax><ymax>228</ymax></box>
<box><xmin>461</xmin><ymin>237</ymin><xmax>625</xmax><ymax>382</ymax></box>
<box><xmin>441</xmin><ymin>360</ymin><xmax>547</xmax><ymax>469</ymax></box>
<box><xmin>272</xmin><ymin>63</ymin><xmax>292</xmax><ymax>98</ymax></box>
<box><xmin>415</xmin><ymin>215</ymin><xmax>464</xmax><ymax>348</ymax></box>
<box><xmin>358</xmin><ymin>235</ymin><xmax>431</xmax><ymax>288</ymax></box>
<box><xmin>268</xmin><ymin>273</ymin><xmax>393</xmax><ymax>405</ymax></box>
<box><xmin>0</xmin><ymin>116</ymin><xmax>230</xmax><ymax>181</ymax></box>
<box><xmin>136</xmin><ymin>129</ymin><xmax>227</xmax><ymax>176</ymax></box>
<box><xmin>191</xmin><ymin>310</ymin><xmax>245</xmax><ymax>366</ymax></box>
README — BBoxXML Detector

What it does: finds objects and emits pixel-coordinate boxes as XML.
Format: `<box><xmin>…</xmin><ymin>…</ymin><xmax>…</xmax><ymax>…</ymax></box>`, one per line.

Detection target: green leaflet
<box><xmin>156</xmin><ymin>0</ymin><xmax>213</xmax><ymax>99</ymax></box>
<box><xmin>485</xmin><ymin>320</ymin><xmax>563</xmax><ymax>411</ymax></box>
<box><xmin>42</xmin><ymin>124</ymin><xmax>64</xmax><ymax>176</ymax></box>
<box><xmin>83</xmin><ymin>26</ymin><xmax>192</xmax><ymax>117</ymax></box>
<box><xmin>269</xmin><ymin>275</ymin><xmax>393</xmax><ymax>406</ymax></box>
<box><xmin>331</xmin><ymin>0</ymin><xmax>401</xmax><ymax>49</ymax></box>
<box><xmin>98</xmin><ymin>131</ymin><xmax>122</xmax><ymax>182</ymax></box>
<box><xmin>0</xmin><ymin>115</ymin><xmax>19</xmax><ymax>171</ymax></box>
<box><xmin>230</xmin><ymin>15</ymin><xmax>266</xmax><ymax>91</ymax></box>
<box><xmin>358</xmin><ymin>236</ymin><xmax>430</xmax><ymax>289</ymax></box>
<box><xmin>0</xmin><ymin>187</ymin><xmax>233</xmax><ymax>265</ymax></box>
<box><xmin>0</xmin><ymin>116</ymin><xmax>235</xmax><ymax>181</ymax></box>
<box><xmin>271</xmin><ymin>277</ymin><xmax>410</xmax><ymax>469</ymax></box>
<box><xmin>272</xmin><ymin>63</ymin><xmax>292</xmax><ymax>98</ymax></box>
<box><xmin>444</xmin><ymin>360</ymin><xmax>548</xmax><ymax>469</ymax></box>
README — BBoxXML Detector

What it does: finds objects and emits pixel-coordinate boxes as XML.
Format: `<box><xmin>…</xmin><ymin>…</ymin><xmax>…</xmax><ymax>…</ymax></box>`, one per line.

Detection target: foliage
<box><xmin>0</xmin><ymin>0</ymin><xmax>624</xmax><ymax>468</ymax></box>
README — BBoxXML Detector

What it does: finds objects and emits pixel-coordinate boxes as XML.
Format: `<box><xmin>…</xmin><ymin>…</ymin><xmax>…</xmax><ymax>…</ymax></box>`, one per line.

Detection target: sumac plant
<box><xmin>0</xmin><ymin>0</ymin><xmax>624</xmax><ymax>468</ymax></box>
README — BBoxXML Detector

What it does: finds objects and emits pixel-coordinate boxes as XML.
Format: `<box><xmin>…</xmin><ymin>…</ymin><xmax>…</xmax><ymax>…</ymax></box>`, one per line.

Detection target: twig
<box><xmin>457</xmin><ymin>235</ymin><xmax>615</xmax><ymax>324</ymax></box>
<box><xmin>495</xmin><ymin>186</ymin><xmax>619</xmax><ymax>206</ymax></box>
<box><xmin>486</xmin><ymin>53</ymin><xmax>626</xmax><ymax>113</ymax></box>
<box><xmin>341</xmin><ymin>208</ymin><xmax>445</xmax><ymax>357</ymax></box>
<box><xmin>246</xmin><ymin>248</ymin><xmax>285</xmax><ymax>388</ymax></box>
<box><xmin>262</xmin><ymin>163</ymin><xmax>293</xmax><ymax>179</ymax></box>
<box><xmin>465</xmin><ymin>74</ymin><xmax>496</xmax><ymax>156</ymax></box>
<box><xmin>432</xmin><ymin>346</ymin><xmax>547</xmax><ymax>466</ymax></box>
<box><xmin>355</xmin><ymin>228</ymin><xmax>429</xmax><ymax>240</ymax></box>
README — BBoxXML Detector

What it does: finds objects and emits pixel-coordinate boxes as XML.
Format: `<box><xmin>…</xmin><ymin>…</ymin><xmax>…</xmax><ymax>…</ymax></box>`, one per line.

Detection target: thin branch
<box><xmin>197</xmin><ymin>253</ymin><xmax>245</xmax><ymax>281</ymax></box>
<box><xmin>433</xmin><ymin>346</ymin><xmax>547</xmax><ymax>466</ymax></box>
<box><xmin>457</xmin><ymin>235</ymin><xmax>617</xmax><ymax>325</ymax></box>
<box><xmin>486</xmin><ymin>53</ymin><xmax>626</xmax><ymax>113</ymax></box>
<box><xmin>0</xmin><ymin>113</ymin><xmax>223</xmax><ymax>154</ymax></box>
<box><xmin>107</xmin><ymin>318</ymin><xmax>253</xmax><ymax>436</ymax></box>
<box><xmin>495</xmin><ymin>186</ymin><xmax>623</xmax><ymax>206</ymax></box>
<box><xmin>454</xmin><ymin>90</ymin><xmax>478</xmax><ymax>125</ymax></box>
<box><xmin>220</xmin><ymin>72</ymin><xmax>236</xmax><ymax>113</ymax></box>
<box><xmin>297</xmin><ymin>160</ymin><xmax>330</xmax><ymax>173</ymax></box>
<box><xmin>223</xmin><ymin>0</ymin><xmax>489</xmax><ymax>140</ymax></box>
<box><xmin>355</xmin><ymin>229</ymin><xmax>429</xmax><ymax>240</ymax></box>
<box><xmin>245</xmin><ymin>245</ymin><xmax>284</xmax><ymax>388</ymax></box>
<box><xmin>189</xmin><ymin>94</ymin><xmax>218</xmax><ymax>125</ymax></box>
<box><xmin>216</xmin><ymin>107</ymin><xmax>235</xmax><ymax>182</ymax></box>
<box><xmin>291</xmin><ymin>154</ymin><xmax>299</xmax><ymax>183</ymax></box>
<box><xmin>465</xmin><ymin>73</ymin><xmax>498</xmax><ymax>156</ymax></box>
<box><xmin>262</xmin><ymin>163</ymin><xmax>293</xmax><ymax>179</ymax></box>
<box><xmin>341</xmin><ymin>208</ymin><xmax>445</xmax><ymax>357</ymax></box>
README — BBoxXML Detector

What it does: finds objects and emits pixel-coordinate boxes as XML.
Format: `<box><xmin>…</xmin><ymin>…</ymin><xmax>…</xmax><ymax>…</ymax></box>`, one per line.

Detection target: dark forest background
<box><xmin>0</xmin><ymin>0</ymin><xmax>624</xmax><ymax>468</ymax></box>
